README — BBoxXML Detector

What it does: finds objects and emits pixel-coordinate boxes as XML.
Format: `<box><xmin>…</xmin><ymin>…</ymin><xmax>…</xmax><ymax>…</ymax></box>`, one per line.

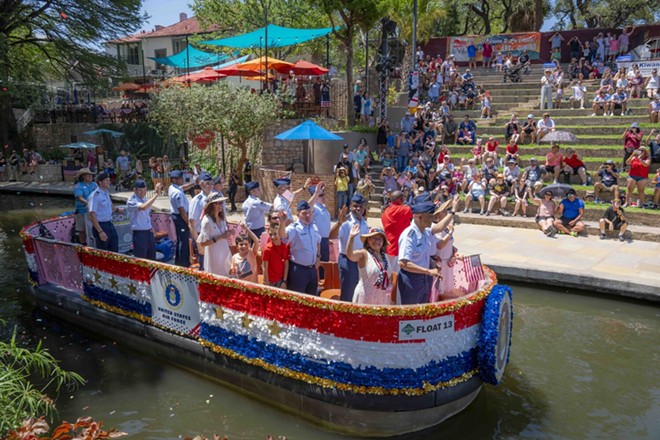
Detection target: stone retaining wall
<box><xmin>261</xmin><ymin>120</ymin><xmax>305</xmax><ymax>170</ymax></box>
<box><xmin>11</xmin><ymin>164</ymin><xmax>63</xmax><ymax>183</ymax></box>
<box><xmin>27</xmin><ymin>123</ymin><xmax>97</xmax><ymax>150</ymax></box>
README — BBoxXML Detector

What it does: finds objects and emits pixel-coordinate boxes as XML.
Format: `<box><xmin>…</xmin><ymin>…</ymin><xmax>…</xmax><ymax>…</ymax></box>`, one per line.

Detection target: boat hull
<box><xmin>31</xmin><ymin>284</ymin><xmax>482</xmax><ymax>437</ymax></box>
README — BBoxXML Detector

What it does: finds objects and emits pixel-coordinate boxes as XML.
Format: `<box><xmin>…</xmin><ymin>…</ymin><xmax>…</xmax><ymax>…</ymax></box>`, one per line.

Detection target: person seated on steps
<box><xmin>599</xmin><ymin>199</ymin><xmax>628</xmax><ymax>241</ymax></box>
<box><xmin>511</xmin><ymin>176</ymin><xmax>532</xmax><ymax>217</ymax></box>
<box><xmin>561</xmin><ymin>148</ymin><xmax>589</xmax><ymax>185</ymax></box>
<box><xmin>531</xmin><ymin>189</ymin><xmax>558</xmax><ymax>237</ymax></box>
<box><xmin>522</xmin><ymin>157</ymin><xmax>547</xmax><ymax>195</ymax></box>
<box><xmin>553</xmin><ymin>189</ymin><xmax>585</xmax><ymax>237</ymax></box>
<box><xmin>463</xmin><ymin>171</ymin><xmax>487</xmax><ymax>215</ymax></box>
<box><xmin>594</xmin><ymin>160</ymin><xmax>620</xmax><ymax>203</ymax></box>
<box><xmin>486</xmin><ymin>174</ymin><xmax>510</xmax><ymax>216</ymax></box>
<box><xmin>544</xmin><ymin>142</ymin><xmax>563</xmax><ymax>184</ymax></box>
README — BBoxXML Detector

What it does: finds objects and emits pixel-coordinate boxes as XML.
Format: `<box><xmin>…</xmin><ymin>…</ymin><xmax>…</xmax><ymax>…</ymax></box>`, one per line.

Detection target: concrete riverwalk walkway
<box><xmin>3</xmin><ymin>181</ymin><xmax>658</xmax><ymax>302</ymax></box>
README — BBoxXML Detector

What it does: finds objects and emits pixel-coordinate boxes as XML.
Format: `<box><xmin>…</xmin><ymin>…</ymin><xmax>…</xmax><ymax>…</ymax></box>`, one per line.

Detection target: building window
<box><xmin>154</xmin><ymin>49</ymin><xmax>167</xmax><ymax>70</ymax></box>
<box><xmin>127</xmin><ymin>45</ymin><xmax>140</xmax><ymax>65</ymax></box>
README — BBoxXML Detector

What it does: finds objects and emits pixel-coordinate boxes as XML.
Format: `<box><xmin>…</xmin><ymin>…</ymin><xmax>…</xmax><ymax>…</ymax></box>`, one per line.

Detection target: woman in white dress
<box><xmin>346</xmin><ymin>225</ymin><xmax>393</xmax><ymax>305</ymax></box>
<box><xmin>197</xmin><ymin>193</ymin><xmax>231</xmax><ymax>276</ymax></box>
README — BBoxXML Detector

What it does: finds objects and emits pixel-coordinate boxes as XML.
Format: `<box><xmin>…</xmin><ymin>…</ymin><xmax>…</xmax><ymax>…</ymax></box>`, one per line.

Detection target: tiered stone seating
<box><xmin>366</xmin><ymin>65</ymin><xmax>659</xmax><ymax>239</ymax></box>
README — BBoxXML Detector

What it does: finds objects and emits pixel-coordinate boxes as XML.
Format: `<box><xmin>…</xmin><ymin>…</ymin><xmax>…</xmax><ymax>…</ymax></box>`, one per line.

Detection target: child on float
<box><xmin>430</xmin><ymin>200</ymin><xmax>464</xmax><ymax>301</ymax></box>
<box><xmin>230</xmin><ymin>226</ymin><xmax>260</xmax><ymax>283</ymax></box>
<box><xmin>261</xmin><ymin>224</ymin><xmax>290</xmax><ymax>289</ymax></box>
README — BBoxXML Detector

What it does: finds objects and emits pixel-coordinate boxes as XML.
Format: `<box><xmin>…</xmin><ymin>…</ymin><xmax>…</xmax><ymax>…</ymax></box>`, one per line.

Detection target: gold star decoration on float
<box><xmin>109</xmin><ymin>276</ymin><xmax>119</xmax><ymax>290</ymax></box>
<box><xmin>93</xmin><ymin>271</ymin><xmax>102</xmax><ymax>283</ymax></box>
<box><xmin>241</xmin><ymin>314</ymin><xmax>252</xmax><ymax>329</ymax></box>
<box><xmin>215</xmin><ymin>307</ymin><xmax>225</xmax><ymax>321</ymax></box>
<box><xmin>267</xmin><ymin>320</ymin><xmax>282</xmax><ymax>337</ymax></box>
<box><xmin>127</xmin><ymin>283</ymin><xmax>137</xmax><ymax>296</ymax></box>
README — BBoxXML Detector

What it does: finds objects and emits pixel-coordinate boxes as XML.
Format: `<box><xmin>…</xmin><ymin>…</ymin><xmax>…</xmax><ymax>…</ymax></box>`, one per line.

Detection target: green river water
<box><xmin>0</xmin><ymin>194</ymin><xmax>658</xmax><ymax>439</ymax></box>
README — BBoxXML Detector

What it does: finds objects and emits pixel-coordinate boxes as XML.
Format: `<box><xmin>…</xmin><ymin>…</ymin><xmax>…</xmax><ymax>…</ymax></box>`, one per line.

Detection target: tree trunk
<box><xmin>535</xmin><ymin>0</ymin><xmax>544</xmax><ymax>31</ymax></box>
<box><xmin>0</xmin><ymin>92</ymin><xmax>19</xmax><ymax>150</ymax></box>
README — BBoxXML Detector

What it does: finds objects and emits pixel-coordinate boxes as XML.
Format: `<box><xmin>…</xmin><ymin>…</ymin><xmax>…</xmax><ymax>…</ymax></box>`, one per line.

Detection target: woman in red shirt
<box><xmin>505</xmin><ymin>141</ymin><xmax>520</xmax><ymax>165</ymax></box>
<box><xmin>625</xmin><ymin>146</ymin><xmax>651</xmax><ymax>207</ymax></box>
<box><xmin>621</xmin><ymin>124</ymin><xmax>643</xmax><ymax>171</ymax></box>
<box><xmin>482</xmin><ymin>136</ymin><xmax>499</xmax><ymax>164</ymax></box>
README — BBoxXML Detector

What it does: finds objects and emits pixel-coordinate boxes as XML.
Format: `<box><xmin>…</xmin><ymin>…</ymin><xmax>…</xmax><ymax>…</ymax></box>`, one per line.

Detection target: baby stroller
<box><xmin>115</xmin><ymin>169</ymin><xmax>137</xmax><ymax>191</ymax></box>
<box><xmin>503</xmin><ymin>64</ymin><xmax>524</xmax><ymax>83</ymax></box>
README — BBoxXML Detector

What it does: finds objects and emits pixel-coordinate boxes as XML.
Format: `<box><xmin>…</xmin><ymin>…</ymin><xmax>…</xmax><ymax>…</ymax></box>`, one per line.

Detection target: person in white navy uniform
<box><xmin>306</xmin><ymin>181</ymin><xmax>330</xmax><ymax>262</ymax></box>
<box><xmin>88</xmin><ymin>172</ymin><xmax>119</xmax><ymax>252</ymax></box>
<box><xmin>398</xmin><ymin>202</ymin><xmax>455</xmax><ymax>304</ymax></box>
<box><xmin>168</xmin><ymin>169</ymin><xmax>195</xmax><ymax>267</ymax></box>
<box><xmin>189</xmin><ymin>172</ymin><xmax>213</xmax><ymax>269</ymax></box>
<box><xmin>126</xmin><ymin>180</ymin><xmax>162</xmax><ymax>260</ymax></box>
<box><xmin>242</xmin><ymin>181</ymin><xmax>272</xmax><ymax>239</ymax></box>
<box><xmin>273</xmin><ymin>177</ymin><xmax>305</xmax><ymax>225</ymax></box>
<box><xmin>278</xmin><ymin>200</ymin><xmax>321</xmax><ymax>295</ymax></box>
<box><xmin>337</xmin><ymin>192</ymin><xmax>370</xmax><ymax>301</ymax></box>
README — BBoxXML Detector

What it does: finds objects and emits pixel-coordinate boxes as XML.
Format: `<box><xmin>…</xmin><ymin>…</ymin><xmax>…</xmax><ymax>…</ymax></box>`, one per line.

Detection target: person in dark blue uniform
<box><xmin>126</xmin><ymin>180</ymin><xmax>162</xmax><ymax>260</ymax></box>
<box><xmin>337</xmin><ymin>192</ymin><xmax>369</xmax><ymax>301</ymax></box>
<box><xmin>168</xmin><ymin>170</ymin><xmax>195</xmax><ymax>267</ymax></box>
<box><xmin>397</xmin><ymin>202</ymin><xmax>446</xmax><ymax>304</ymax></box>
<box><xmin>278</xmin><ymin>200</ymin><xmax>321</xmax><ymax>295</ymax></box>
<box><xmin>88</xmin><ymin>172</ymin><xmax>119</xmax><ymax>252</ymax></box>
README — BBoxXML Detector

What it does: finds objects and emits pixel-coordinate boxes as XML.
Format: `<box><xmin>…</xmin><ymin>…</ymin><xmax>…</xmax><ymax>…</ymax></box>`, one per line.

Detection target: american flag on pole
<box><xmin>461</xmin><ymin>254</ymin><xmax>485</xmax><ymax>283</ymax></box>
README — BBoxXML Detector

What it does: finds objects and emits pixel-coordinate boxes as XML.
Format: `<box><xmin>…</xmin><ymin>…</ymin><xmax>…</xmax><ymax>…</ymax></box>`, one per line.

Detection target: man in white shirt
<box><xmin>570</xmin><ymin>80</ymin><xmax>587</xmax><ymax>109</ymax></box>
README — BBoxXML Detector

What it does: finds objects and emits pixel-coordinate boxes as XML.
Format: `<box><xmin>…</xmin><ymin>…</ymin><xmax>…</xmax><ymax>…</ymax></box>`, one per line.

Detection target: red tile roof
<box><xmin>108</xmin><ymin>17</ymin><xmax>220</xmax><ymax>44</ymax></box>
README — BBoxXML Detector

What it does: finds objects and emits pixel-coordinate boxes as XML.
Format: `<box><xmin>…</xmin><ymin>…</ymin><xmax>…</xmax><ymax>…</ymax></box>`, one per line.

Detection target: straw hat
<box><xmin>360</xmin><ymin>227</ymin><xmax>388</xmax><ymax>246</ymax></box>
<box><xmin>205</xmin><ymin>193</ymin><xmax>228</xmax><ymax>206</ymax></box>
<box><xmin>76</xmin><ymin>167</ymin><xmax>93</xmax><ymax>177</ymax></box>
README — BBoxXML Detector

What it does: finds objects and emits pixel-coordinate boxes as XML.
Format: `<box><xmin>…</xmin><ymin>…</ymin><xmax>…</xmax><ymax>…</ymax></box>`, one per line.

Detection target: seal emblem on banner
<box><xmin>164</xmin><ymin>283</ymin><xmax>182</xmax><ymax>309</ymax></box>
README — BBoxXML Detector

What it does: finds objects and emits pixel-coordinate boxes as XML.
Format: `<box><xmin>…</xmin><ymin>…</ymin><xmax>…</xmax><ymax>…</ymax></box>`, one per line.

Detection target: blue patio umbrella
<box><xmin>275</xmin><ymin>120</ymin><xmax>343</xmax><ymax>173</ymax></box>
<box><xmin>83</xmin><ymin>128</ymin><xmax>124</xmax><ymax>138</ymax></box>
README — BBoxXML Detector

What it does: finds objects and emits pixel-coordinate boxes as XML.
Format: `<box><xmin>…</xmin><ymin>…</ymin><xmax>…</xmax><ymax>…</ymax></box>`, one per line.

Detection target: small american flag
<box><xmin>461</xmin><ymin>254</ymin><xmax>485</xmax><ymax>283</ymax></box>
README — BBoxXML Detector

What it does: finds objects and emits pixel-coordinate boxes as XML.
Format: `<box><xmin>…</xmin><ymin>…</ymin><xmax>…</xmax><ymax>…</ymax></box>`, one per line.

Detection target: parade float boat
<box><xmin>20</xmin><ymin>213</ymin><xmax>513</xmax><ymax>437</ymax></box>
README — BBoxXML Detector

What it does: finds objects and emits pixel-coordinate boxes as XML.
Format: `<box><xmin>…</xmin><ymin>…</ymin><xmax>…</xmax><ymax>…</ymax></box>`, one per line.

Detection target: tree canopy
<box><xmin>148</xmin><ymin>83</ymin><xmax>282</xmax><ymax>173</ymax></box>
<box><xmin>552</xmin><ymin>0</ymin><xmax>660</xmax><ymax>30</ymax></box>
<box><xmin>0</xmin><ymin>0</ymin><xmax>145</xmax><ymax>148</ymax></box>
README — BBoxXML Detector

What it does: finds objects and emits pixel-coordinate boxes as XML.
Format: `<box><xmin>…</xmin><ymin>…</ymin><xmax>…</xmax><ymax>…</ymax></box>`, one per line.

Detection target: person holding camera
<box><xmin>621</xmin><ymin>123</ymin><xmax>643</xmax><ymax>171</ymax></box>
<box><xmin>594</xmin><ymin>160</ymin><xmax>620</xmax><ymax>203</ymax></box>
<box><xmin>624</xmin><ymin>146</ymin><xmax>651</xmax><ymax>208</ymax></box>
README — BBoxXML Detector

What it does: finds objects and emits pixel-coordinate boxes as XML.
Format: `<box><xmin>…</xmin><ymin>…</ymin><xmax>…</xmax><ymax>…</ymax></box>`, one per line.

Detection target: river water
<box><xmin>1</xmin><ymin>194</ymin><xmax>658</xmax><ymax>439</ymax></box>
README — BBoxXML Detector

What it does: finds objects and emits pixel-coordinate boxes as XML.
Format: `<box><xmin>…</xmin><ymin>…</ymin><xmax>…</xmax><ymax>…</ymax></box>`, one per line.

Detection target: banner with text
<box><xmin>448</xmin><ymin>33</ymin><xmax>541</xmax><ymax>62</ymax></box>
<box><xmin>151</xmin><ymin>269</ymin><xmax>201</xmax><ymax>336</ymax></box>
<box><xmin>616</xmin><ymin>60</ymin><xmax>660</xmax><ymax>77</ymax></box>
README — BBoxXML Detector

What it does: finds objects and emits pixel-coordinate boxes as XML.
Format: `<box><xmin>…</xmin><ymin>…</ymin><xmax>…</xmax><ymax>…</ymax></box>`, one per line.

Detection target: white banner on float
<box><xmin>150</xmin><ymin>269</ymin><xmax>201</xmax><ymax>336</ymax></box>
<box><xmin>616</xmin><ymin>60</ymin><xmax>660</xmax><ymax>76</ymax></box>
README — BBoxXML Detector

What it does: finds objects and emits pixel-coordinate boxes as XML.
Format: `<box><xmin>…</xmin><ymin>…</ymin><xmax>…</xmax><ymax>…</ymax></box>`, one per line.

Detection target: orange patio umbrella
<box><xmin>291</xmin><ymin>60</ymin><xmax>329</xmax><ymax>76</ymax></box>
<box><xmin>238</xmin><ymin>56</ymin><xmax>295</xmax><ymax>74</ymax></box>
<box><xmin>112</xmin><ymin>82</ymin><xmax>140</xmax><ymax>91</ymax></box>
